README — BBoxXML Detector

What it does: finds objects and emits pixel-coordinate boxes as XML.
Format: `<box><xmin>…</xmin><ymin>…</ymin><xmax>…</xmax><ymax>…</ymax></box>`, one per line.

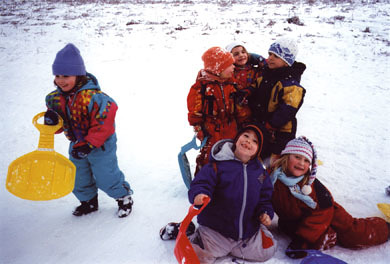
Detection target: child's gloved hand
<box><xmin>234</xmin><ymin>89</ymin><xmax>250</xmax><ymax>106</ymax></box>
<box><xmin>285</xmin><ymin>237</ymin><xmax>308</xmax><ymax>259</ymax></box>
<box><xmin>71</xmin><ymin>142</ymin><xmax>94</xmax><ymax>159</ymax></box>
<box><xmin>259</xmin><ymin>213</ymin><xmax>271</xmax><ymax>226</ymax></box>
<box><xmin>194</xmin><ymin>125</ymin><xmax>208</xmax><ymax>141</ymax></box>
<box><xmin>44</xmin><ymin>109</ymin><xmax>59</xmax><ymax>126</ymax></box>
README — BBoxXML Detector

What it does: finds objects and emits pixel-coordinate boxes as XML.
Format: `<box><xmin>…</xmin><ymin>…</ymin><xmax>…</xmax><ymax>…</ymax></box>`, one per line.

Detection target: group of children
<box><xmin>43</xmin><ymin>41</ymin><xmax>389</xmax><ymax>262</ymax></box>
<box><xmin>160</xmin><ymin>39</ymin><xmax>390</xmax><ymax>263</ymax></box>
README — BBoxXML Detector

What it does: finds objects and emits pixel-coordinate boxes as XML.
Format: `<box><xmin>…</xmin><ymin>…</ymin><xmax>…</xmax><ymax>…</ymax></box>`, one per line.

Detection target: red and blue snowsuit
<box><xmin>45</xmin><ymin>73</ymin><xmax>132</xmax><ymax>202</ymax></box>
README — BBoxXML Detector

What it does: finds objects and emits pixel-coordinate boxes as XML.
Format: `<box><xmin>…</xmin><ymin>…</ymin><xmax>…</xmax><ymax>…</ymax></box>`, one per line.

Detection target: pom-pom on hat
<box><xmin>202</xmin><ymin>47</ymin><xmax>234</xmax><ymax>75</ymax></box>
<box><xmin>268</xmin><ymin>37</ymin><xmax>298</xmax><ymax>66</ymax></box>
<box><xmin>52</xmin><ymin>43</ymin><xmax>86</xmax><ymax>76</ymax></box>
<box><xmin>281</xmin><ymin>136</ymin><xmax>318</xmax><ymax>195</ymax></box>
<box><xmin>225</xmin><ymin>41</ymin><xmax>245</xmax><ymax>53</ymax></box>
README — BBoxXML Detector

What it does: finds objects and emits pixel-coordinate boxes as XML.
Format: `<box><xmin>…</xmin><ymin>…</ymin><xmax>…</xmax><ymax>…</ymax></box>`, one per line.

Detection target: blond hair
<box><xmin>272</xmin><ymin>154</ymin><xmax>311</xmax><ymax>186</ymax></box>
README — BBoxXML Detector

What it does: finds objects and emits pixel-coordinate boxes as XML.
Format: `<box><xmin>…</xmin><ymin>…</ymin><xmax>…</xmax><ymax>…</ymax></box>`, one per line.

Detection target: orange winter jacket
<box><xmin>187</xmin><ymin>70</ymin><xmax>249</xmax><ymax>144</ymax></box>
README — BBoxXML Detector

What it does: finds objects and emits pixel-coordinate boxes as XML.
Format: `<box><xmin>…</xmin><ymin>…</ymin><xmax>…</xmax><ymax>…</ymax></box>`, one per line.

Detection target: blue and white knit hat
<box><xmin>52</xmin><ymin>43</ymin><xmax>86</xmax><ymax>76</ymax></box>
<box><xmin>281</xmin><ymin>136</ymin><xmax>318</xmax><ymax>195</ymax></box>
<box><xmin>268</xmin><ymin>37</ymin><xmax>298</xmax><ymax>66</ymax></box>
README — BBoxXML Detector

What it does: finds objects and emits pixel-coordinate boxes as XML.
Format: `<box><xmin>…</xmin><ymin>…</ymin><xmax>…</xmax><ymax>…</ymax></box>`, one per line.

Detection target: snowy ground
<box><xmin>0</xmin><ymin>0</ymin><xmax>389</xmax><ymax>263</ymax></box>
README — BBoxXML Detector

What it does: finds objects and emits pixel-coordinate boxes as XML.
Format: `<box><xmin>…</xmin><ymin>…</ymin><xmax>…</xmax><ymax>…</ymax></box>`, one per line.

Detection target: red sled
<box><xmin>174</xmin><ymin>197</ymin><xmax>210</xmax><ymax>264</ymax></box>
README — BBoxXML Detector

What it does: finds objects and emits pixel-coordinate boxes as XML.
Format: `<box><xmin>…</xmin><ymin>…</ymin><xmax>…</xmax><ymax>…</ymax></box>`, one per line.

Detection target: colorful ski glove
<box><xmin>71</xmin><ymin>141</ymin><xmax>94</xmax><ymax>159</ymax></box>
<box><xmin>44</xmin><ymin>109</ymin><xmax>59</xmax><ymax>126</ymax></box>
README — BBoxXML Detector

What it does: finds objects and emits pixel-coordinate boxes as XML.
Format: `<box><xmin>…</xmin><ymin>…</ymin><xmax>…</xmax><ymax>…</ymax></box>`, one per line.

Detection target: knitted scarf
<box><xmin>271</xmin><ymin>167</ymin><xmax>317</xmax><ymax>209</ymax></box>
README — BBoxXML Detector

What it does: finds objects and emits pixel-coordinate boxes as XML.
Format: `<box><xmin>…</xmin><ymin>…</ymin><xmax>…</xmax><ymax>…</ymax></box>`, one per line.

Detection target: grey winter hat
<box><xmin>52</xmin><ymin>43</ymin><xmax>86</xmax><ymax>76</ymax></box>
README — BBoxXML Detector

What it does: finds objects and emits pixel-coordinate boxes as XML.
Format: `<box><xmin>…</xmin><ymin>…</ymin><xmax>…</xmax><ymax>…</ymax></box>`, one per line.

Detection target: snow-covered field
<box><xmin>0</xmin><ymin>0</ymin><xmax>389</xmax><ymax>263</ymax></box>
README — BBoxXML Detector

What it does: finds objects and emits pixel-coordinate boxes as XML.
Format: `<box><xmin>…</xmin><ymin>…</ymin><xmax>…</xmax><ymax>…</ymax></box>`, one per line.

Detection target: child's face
<box><xmin>54</xmin><ymin>75</ymin><xmax>77</xmax><ymax>92</ymax></box>
<box><xmin>287</xmin><ymin>154</ymin><xmax>311</xmax><ymax>177</ymax></box>
<box><xmin>231</xmin><ymin>46</ymin><xmax>248</xmax><ymax>66</ymax></box>
<box><xmin>219</xmin><ymin>64</ymin><xmax>235</xmax><ymax>79</ymax></box>
<box><xmin>234</xmin><ymin>130</ymin><xmax>259</xmax><ymax>163</ymax></box>
<box><xmin>267</xmin><ymin>52</ymin><xmax>288</xmax><ymax>69</ymax></box>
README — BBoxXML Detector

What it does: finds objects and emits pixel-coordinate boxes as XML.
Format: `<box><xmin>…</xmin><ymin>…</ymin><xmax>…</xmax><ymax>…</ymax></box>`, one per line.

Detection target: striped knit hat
<box><xmin>281</xmin><ymin>136</ymin><xmax>318</xmax><ymax>195</ymax></box>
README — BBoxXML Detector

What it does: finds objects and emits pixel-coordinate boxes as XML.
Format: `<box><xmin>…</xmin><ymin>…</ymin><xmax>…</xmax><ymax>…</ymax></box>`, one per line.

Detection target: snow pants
<box><xmin>189</xmin><ymin>225</ymin><xmax>276</xmax><ymax>263</ymax></box>
<box><xmin>331</xmin><ymin>201</ymin><xmax>389</xmax><ymax>249</ymax></box>
<box><xmin>69</xmin><ymin>133</ymin><xmax>133</xmax><ymax>202</ymax></box>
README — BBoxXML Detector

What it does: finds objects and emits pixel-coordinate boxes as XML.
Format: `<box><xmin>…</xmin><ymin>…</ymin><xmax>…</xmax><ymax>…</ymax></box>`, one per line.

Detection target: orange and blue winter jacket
<box><xmin>45</xmin><ymin>73</ymin><xmax>117</xmax><ymax>148</ymax></box>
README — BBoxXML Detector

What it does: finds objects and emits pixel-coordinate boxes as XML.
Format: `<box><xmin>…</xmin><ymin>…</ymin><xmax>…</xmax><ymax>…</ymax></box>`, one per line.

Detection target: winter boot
<box><xmin>117</xmin><ymin>195</ymin><xmax>133</xmax><ymax>218</ymax></box>
<box><xmin>159</xmin><ymin>221</ymin><xmax>196</xmax><ymax>241</ymax></box>
<box><xmin>72</xmin><ymin>194</ymin><xmax>98</xmax><ymax>216</ymax></box>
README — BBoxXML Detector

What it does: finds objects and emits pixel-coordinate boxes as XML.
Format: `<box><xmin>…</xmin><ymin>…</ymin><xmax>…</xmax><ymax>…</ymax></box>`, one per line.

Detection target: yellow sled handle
<box><xmin>33</xmin><ymin>112</ymin><xmax>63</xmax><ymax>150</ymax></box>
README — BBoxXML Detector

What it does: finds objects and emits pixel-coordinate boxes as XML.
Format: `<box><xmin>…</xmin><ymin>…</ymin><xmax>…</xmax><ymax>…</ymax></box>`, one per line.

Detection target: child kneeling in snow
<box><xmin>161</xmin><ymin>124</ymin><xmax>277</xmax><ymax>263</ymax></box>
<box><xmin>270</xmin><ymin>137</ymin><xmax>390</xmax><ymax>259</ymax></box>
<box><xmin>44</xmin><ymin>43</ymin><xmax>133</xmax><ymax>218</ymax></box>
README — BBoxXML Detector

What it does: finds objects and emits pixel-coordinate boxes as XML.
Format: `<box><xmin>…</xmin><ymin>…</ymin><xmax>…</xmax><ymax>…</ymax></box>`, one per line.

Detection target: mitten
<box><xmin>265</xmin><ymin>122</ymin><xmax>277</xmax><ymax>142</ymax></box>
<box><xmin>44</xmin><ymin>109</ymin><xmax>59</xmax><ymax>126</ymax></box>
<box><xmin>285</xmin><ymin>237</ymin><xmax>308</xmax><ymax>259</ymax></box>
<box><xmin>233</xmin><ymin>89</ymin><xmax>250</xmax><ymax>106</ymax></box>
<box><xmin>194</xmin><ymin>125</ymin><xmax>208</xmax><ymax>141</ymax></box>
<box><xmin>71</xmin><ymin>142</ymin><xmax>94</xmax><ymax>159</ymax></box>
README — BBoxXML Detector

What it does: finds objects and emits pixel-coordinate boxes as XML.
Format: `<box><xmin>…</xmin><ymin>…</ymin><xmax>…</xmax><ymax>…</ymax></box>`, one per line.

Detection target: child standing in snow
<box><xmin>225</xmin><ymin>41</ymin><xmax>266</xmax><ymax>125</ymax></box>
<box><xmin>225</xmin><ymin>41</ymin><xmax>266</xmax><ymax>91</ymax></box>
<box><xmin>249</xmin><ymin>38</ymin><xmax>306</xmax><ymax>165</ymax></box>
<box><xmin>270</xmin><ymin>137</ymin><xmax>390</xmax><ymax>259</ymax></box>
<box><xmin>187</xmin><ymin>47</ymin><xmax>249</xmax><ymax>174</ymax></box>
<box><xmin>161</xmin><ymin>124</ymin><xmax>276</xmax><ymax>263</ymax></box>
<box><xmin>44</xmin><ymin>43</ymin><xmax>134</xmax><ymax>218</ymax></box>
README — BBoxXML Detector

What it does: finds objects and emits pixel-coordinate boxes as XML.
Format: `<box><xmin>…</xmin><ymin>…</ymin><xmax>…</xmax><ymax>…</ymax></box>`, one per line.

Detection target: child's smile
<box><xmin>234</xmin><ymin>130</ymin><xmax>258</xmax><ymax>163</ymax></box>
<box><xmin>287</xmin><ymin>154</ymin><xmax>310</xmax><ymax>177</ymax></box>
<box><xmin>54</xmin><ymin>75</ymin><xmax>76</xmax><ymax>92</ymax></box>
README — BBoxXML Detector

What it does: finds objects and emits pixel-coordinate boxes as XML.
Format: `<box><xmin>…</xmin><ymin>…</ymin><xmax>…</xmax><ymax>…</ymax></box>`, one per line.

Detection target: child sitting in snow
<box><xmin>187</xmin><ymin>46</ymin><xmax>250</xmax><ymax>175</ymax></box>
<box><xmin>248</xmin><ymin>37</ymin><xmax>306</xmax><ymax>165</ymax></box>
<box><xmin>161</xmin><ymin>124</ymin><xmax>276</xmax><ymax>263</ymax></box>
<box><xmin>270</xmin><ymin>137</ymin><xmax>390</xmax><ymax>259</ymax></box>
<box><xmin>44</xmin><ymin>43</ymin><xmax>134</xmax><ymax>218</ymax></box>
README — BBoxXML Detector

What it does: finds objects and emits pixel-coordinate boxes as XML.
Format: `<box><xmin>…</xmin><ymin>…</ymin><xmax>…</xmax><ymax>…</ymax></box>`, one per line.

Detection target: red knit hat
<box><xmin>201</xmin><ymin>47</ymin><xmax>234</xmax><ymax>74</ymax></box>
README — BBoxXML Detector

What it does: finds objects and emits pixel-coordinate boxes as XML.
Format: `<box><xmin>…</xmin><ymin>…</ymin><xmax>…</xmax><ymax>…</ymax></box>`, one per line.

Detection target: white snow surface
<box><xmin>1</xmin><ymin>0</ymin><xmax>389</xmax><ymax>263</ymax></box>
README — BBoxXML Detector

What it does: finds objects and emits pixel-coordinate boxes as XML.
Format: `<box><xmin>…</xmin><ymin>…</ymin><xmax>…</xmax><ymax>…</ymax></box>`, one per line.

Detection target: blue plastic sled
<box><xmin>178</xmin><ymin>135</ymin><xmax>207</xmax><ymax>189</ymax></box>
<box><xmin>286</xmin><ymin>249</ymin><xmax>348</xmax><ymax>264</ymax></box>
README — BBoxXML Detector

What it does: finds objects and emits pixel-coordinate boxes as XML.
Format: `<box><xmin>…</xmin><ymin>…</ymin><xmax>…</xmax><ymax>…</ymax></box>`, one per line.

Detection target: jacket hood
<box><xmin>210</xmin><ymin>139</ymin><xmax>237</xmax><ymax>162</ymax></box>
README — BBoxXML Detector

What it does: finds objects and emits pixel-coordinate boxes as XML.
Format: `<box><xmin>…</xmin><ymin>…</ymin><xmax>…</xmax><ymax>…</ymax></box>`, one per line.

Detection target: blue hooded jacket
<box><xmin>188</xmin><ymin>139</ymin><xmax>274</xmax><ymax>241</ymax></box>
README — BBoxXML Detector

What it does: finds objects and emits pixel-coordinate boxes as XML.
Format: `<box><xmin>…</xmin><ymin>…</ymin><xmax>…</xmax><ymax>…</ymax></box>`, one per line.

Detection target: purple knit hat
<box><xmin>52</xmin><ymin>43</ymin><xmax>86</xmax><ymax>76</ymax></box>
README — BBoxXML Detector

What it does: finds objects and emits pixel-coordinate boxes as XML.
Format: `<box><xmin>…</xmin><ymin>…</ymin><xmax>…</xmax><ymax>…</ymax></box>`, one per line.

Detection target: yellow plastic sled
<box><xmin>6</xmin><ymin>112</ymin><xmax>76</xmax><ymax>201</ymax></box>
<box><xmin>377</xmin><ymin>203</ymin><xmax>390</xmax><ymax>221</ymax></box>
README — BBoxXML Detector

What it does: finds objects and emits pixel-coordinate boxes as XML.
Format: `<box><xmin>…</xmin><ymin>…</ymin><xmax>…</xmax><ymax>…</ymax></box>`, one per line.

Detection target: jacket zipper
<box><xmin>238</xmin><ymin>163</ymin><xmax>248</xmax><ymax>239</ymax></box>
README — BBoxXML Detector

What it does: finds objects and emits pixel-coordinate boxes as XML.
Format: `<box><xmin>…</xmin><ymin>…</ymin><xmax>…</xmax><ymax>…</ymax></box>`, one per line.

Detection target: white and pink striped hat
<box><xmin>281</xmin><ymin>137</ymin><xmax>313</xmax><ymax>162</ymax></box>
<box><xmin>281</xmin><ymin>136</ymin><xmax>318</xmax><ymax>195</ymax></box>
